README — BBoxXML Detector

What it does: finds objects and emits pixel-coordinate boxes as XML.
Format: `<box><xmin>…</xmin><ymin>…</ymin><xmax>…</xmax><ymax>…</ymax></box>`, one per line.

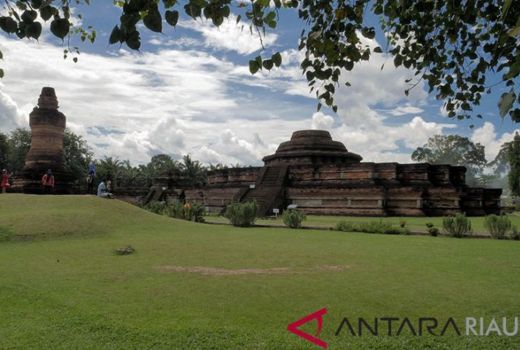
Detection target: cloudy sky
<box><xmin>0</xmin><ymin>3</ymin><xmax>517</xmax><ymax>166</ymax></box>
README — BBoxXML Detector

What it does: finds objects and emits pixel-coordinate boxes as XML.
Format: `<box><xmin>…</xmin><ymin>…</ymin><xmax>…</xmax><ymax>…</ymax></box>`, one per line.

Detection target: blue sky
<box><xmin>0</xmin><ymin>2</ymin><xmax>517</xmax><ymax>166</ymax></box>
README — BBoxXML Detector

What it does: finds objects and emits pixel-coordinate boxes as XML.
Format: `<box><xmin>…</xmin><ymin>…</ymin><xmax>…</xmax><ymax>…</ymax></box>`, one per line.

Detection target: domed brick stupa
<box><xmin>20</xmin><ymin>87</ymin><xmax>73</xmax><ymax>194</ymax></box>
<box><xmin>183</xmin><ymin>130</ymin><xmax>502</xmax><ymax>216</ymax></box>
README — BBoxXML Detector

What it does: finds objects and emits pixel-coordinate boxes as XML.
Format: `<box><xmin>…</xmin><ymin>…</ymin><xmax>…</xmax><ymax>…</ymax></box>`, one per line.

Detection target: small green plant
<box><xmin>384</xmin><ymin>227</ymin><xmax>410</xmax><ymax>235</ymax></box>
<box><xmin>224</xmin><ymin>201</ymin><xmax>257</xmax><ymax>227</ymax></box>
<box><xmin>399</xmin><ymin>220</ymin><xmax>407</xmax><ymax>228</ymax></box>
<box><xmin>146</xmin><ymin>201</ymin><xmax>205</xmax><ymax>223</ymax></box>
<box><xmin>145</xmin><ymin>201</ymin><xmax>167</xmax><ymax>214</ymax></box>
<box><xmin>335</xmin><ymin>220</ymin><xmax>393</xmax><ymax>234</ymax></box>
<box><xmin>484</xmin><ymin>214</ymin><xmax>512</xmax><ymax>239</ymax></box>
<box><xmin>442</xmin><ymin>213</ymin><xmax>472</xmax><ymax>238</ymax></box>
<box><xmin>511</xmin><ymin>226</ymin><xmax>519</xmax><ymax>241</ymax></box>
<box><xmin>425</xmin><ymin>223</ymin><xmax>439</xmax><ymax>236</ymax></box>
<box><xmin>282</xmin><ymin>209</ymin><xmax>306</xmax><ymax>228</ymax></box>
<box><xmin>335</xmin><ymin>221</ymin><xmax>356</xmax><ymax>232</ymax></box>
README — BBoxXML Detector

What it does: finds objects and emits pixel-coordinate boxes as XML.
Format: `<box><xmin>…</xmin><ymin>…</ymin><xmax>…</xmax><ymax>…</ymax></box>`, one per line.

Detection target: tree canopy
<box><xmin>411</xmin><ymin>134</ymin><xmax>487</xmax><ymax>185</ymax></box>
<box><xmin>0</xmin><ymin>0</ymin><xmax>518</xmax><ymax>122</ymax></box>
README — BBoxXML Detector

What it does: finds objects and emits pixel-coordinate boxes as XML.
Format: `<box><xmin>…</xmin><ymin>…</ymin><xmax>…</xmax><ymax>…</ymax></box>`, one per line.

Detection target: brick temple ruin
<box><xmin>13</xmin><ymin>87</ymin><xmax>73</xmax><ymax>193</ymax></box>
<box><xmin>181</xmin><ymin>130</ymin><xmax>501</xmax><ymax>216</ymax></box>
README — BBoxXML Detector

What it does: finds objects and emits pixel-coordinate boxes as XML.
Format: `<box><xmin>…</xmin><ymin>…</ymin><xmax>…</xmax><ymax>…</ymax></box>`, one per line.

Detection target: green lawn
<box><xmin>0</xmin><ymin>194</ymin><xmax>519</xmax><ymax>349</ymax></box>
<box><xmin>207</xmin><ymin>212</ymin><xmax>520</xmax><ymax>235</ymax></box>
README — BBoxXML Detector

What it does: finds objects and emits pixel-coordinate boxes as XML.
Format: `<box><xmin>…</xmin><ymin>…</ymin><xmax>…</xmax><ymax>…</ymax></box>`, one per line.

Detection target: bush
<box><xmin>164</xmin><ymin>202</ymin><xmax>205</xmax><ymax>223</ymax></box>
<box><xmin>145</xmin><ymin>201</ymin><xmax>205</xmax><ymax>223</ymax></box>
<box><xmin>224</xmin><ymin>201</ymin><xmax>257</xmax><ymax>227</ymax></box>
<box><xmin>484</xmin><ymin>214</ymin><xmax>512</xmax><ymax>239</ymax></box>
<box><xmin>425</xmin><ymin>223</ymin><xmax>439</xmax><ymax>236</ymax></box>
<box><xmin>335</xmin><ymin>220</ymin><xmax>393</xmax><ymax>234</ymax></box>
<box><xmin>442</xmin><ymin>213</ymin><xmax>472</xmax><ymax>238</ymax></box>
<box><xmin>282</xmin><ymin>209</ymin><xmax>306</xmax><ymax>228</ymax></box>
<box><xmin>145</xmin><ymin>201</ymin><xmax>168</xmax><ymax>214</ymax></box>
<box><xmin>384</xmin><ymin>227</ymin><xmax>410</xmax><ymax>235</ymax></box>
<box><xmin>512</xmin><ymin>226</ymin><xmax>520</xmax><ymax>241</ymax></box>
<box><xmin>428</xmin><ymin>227</ymin><xmax>440</xmax><ymax>237</ymax></box>
<box><xmin>399</xmin><ymin>220</ymin><xmax>407</xmax><ymax>228</ymax></box>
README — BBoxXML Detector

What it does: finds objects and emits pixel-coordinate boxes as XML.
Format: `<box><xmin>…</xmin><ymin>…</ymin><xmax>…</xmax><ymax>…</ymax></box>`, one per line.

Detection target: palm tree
<box><xmin>180</xmin><ymin>154</ymin><xmax>207</xmax><ymax>187</ymax></box>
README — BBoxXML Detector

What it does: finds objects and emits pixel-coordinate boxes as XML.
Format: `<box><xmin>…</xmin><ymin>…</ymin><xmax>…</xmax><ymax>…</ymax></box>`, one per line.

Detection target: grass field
<box><xmin>1</xmin><ymin>194</ymin><xmax>519</xmax><ymax>349</ymax></box>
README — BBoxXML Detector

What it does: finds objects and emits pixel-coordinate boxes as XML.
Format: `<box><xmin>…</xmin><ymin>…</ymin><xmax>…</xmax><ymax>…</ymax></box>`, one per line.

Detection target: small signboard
<box><xmin>249</xmin><ymin>184</ymin><xmax>256</xmax><ymax>189</ymax></box>
<box><xmin>273</xmin><ymin>208</ymin><xmax>280</xmax><ymax>218</ymax></box>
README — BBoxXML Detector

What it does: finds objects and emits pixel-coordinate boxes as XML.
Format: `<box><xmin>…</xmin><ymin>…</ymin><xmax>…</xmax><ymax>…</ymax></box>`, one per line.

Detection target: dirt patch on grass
<box><xmin>155</xmin><ymin>265</ymin><xmax>349</xmax><ymax>276</ymax></box>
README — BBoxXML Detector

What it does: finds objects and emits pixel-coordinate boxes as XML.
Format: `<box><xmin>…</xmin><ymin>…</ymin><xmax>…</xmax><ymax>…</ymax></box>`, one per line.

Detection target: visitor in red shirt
<box><xmin>1</xmin><ymin>169</ymin><xmax>10</xmax><ymax>193</ymax></box>
<box><xmin>41</xmin><ymin>169</ymin><xmax>55</xmax><ymax>194</ymax></box>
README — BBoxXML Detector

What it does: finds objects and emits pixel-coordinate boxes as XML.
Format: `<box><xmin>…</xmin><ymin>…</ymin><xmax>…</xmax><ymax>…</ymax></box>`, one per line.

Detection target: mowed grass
<box><xmin>207</xmin><ymin>212</ymin><xmax>520</xmax><ymax>234</ymax></box>
<box><xmin>0</xmin><ymin>194</ymin><xmax>519</xmax><ymax>349</ymax></box>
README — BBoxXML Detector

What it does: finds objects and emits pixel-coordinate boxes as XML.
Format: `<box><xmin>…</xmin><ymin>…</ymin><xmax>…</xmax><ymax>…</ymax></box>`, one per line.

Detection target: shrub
<box><xmin>484</xmin><ymin>214</ymin><xmax>512</xmax><ymax>239</ymax></box>
<box><xmin>428</xmin><ymin>227</ymin><xmax>440</xmax><ymax>237</ymax></box>
<box><xmin>335</xmin><ymin>221</ymin><xmax>356</xmax><ymax>232</ymax></box>
<box><xmin>224</xmin><ymin>201</ymin><xmax>257</xmax><ymax>227</ymax></box>
<box><xmin>145</xmin><ymin>201</ymin><xmax>167</xmax><ymax>214</ymax></box>
<box><xmin>425</xmin><ymin>223</ymin><xmax>439</xmax><ymax>236</ymax></box>
<box><xmin>335</xmin><ymin>220</ymin><xmax>393</xmax><ymax>234</ymax></box>
<box><xmin>282</xmin><ymin>209</ymin><xmax>306</xmax><ymax>228</ymax></box>
<box><xmin>164</xmin><ymin>202</ymin><xmax>205</xmax><ymax>223</ymax></box>
<box><xmin>512</xmin><ymin>226</ymin><xmax>520</xmax><ymax>241</ymax></box>
<box><xmin>399</xmin><ymin>220</ymin><xmax>407</xmax><ymax>228</ymax></box>
<box><xmin>442</xmin><ymin>213</ymin><xmax>472</xmax><ymax>238</ymax></box>
<box><xmin>384</xmin><ymin>227</ymin><xmax>410</xmax><ymax>235</ymax></box>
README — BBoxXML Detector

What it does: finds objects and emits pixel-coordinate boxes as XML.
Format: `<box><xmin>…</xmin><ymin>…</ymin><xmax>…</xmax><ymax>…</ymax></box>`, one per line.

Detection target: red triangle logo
<box><xmin>287</xmin><ymin>308</ymin><xmax>328</xmax><ymax>348</ymax></box>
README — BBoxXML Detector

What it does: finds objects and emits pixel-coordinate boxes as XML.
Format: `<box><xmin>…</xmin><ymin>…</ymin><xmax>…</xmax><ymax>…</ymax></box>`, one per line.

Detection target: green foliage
<box><xmin>383</xmin><ymin>227</ymin><xmax>410</xmax><ymax>235</ymax></box>
<box><xmin>282</xmin><ymin>209</ymin><xmax>306</xmax><ymax>228</ymax></box>
<box><xmin>484</xmin><ymin>214</ymin><xmax>512</xmax><ymax>239</ymax></box>
<box><xmin>0</xmin><ymin>1</ymin><xmax>518</xmax><ymax>121</ymax></box>
<box><xmin>512</xmin><ymin>226</ymin><xmax>520</xmax><ymax>240</ymax></box>
<box><xmin>164</xmin><ymin>202</ymin><xmax>205</xmax><ymax>223</ymax></box>
<box><xmin>425</xmin><ymin>222</ymin><xmax>439</xmax><ymax>236</ymax></box>
<box><xmin>5</xmin><ymin>128</ymin><xmax>31</xmax><ymax>175</ymax></box>
<box><xmin>442</xmin><ymin>213</ymin><xmax>472</xmax><ymax>238</ymax></box>
<box><xmin>224</xmin><ymin>201</ymin><xmax>257</xmax><ymax>227</ymax></box>
<box><xmin>335</xmin><ymin>220</ymin><xmax>395</xmax><ymax>234</ymax></box>
<box><xmin>63</xmin><ymin>129</ymin><xmax>93</xmax><ymax>185</ymax></box>
<box><xmin>144</xmin><ymin>201</ymin><xmax>205</xmax><ymax>223</ymax></box>
<box><xmin>411</xmin><ymin>134</ymin><xmax>487</xmax><ymax>184</ymax></box>
<box><xmin>144</xmin><ymin>201</ymin><xmax>168</xmax><ymax>215</ymax></box>
<box><xmin>508</xmin><ymin>132</ymin><xmax>520</xmax><ymax>197</ymax></box>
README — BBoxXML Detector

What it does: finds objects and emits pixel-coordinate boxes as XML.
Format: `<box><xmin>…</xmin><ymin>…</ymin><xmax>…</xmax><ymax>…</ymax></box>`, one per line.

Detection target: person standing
<box><xmin>41</xmin><ymin>169</ymin><xmax>55</xmax><ymax>194</ymax></box>
<box><xmin>87</xmin><ymin>162</ymin><xmax>96</xmax><ymax>194</ymax></box>
<box><xmin>1</xmin><ymin>169</ymin><xmax>10</xmax><ymax>194</ymax></box>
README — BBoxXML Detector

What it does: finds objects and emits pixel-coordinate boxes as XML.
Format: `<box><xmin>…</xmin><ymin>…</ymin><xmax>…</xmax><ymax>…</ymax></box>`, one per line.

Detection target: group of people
<box><xmin>0</xmin><ymin>162</ymin><xmax>113</xmax><ymax>199</ymax></box>
<box><xmin>87</xmin><ymin>162</ymin><xmax>113</xmax><ymax>199</ymax></box>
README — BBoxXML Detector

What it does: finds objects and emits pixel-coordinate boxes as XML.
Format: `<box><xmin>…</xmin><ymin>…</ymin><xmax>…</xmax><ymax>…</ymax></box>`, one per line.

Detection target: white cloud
<box><xmin>471</xmin><ymin>122</ymin><xmax>520</xmax><ymax>161</ymax></box>
<box><xmin>311</xmin><ymin>112</ymin><xmax>335</xmax><ymax>130</ymax></box>
<box><xmin>387</xmin><ymin>104</ymin><xmax>424</xmax><ymax>116</ymax></box>
<box><xmin>0</xmin><ymin>88</ymin><xmax>24</xmax><ymax>131</ymax></box>
<box><xmin>179</xmin><ymin>15</ymin><xmax>278</xmax><ymax>55</ymax></box>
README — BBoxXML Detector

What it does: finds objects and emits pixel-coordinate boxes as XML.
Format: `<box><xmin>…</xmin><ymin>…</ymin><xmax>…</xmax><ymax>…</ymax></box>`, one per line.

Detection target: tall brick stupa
<box><xmin>21</xmin><ymin>87</ymin><xmax>73</xmax><ymax>193</ymax></box>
